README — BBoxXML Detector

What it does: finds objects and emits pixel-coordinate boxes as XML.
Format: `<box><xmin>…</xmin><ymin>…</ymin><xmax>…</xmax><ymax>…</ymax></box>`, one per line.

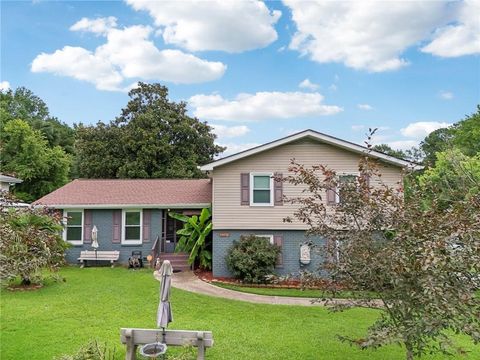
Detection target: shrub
<box><xmin>226</xmin><ymin>235</ymin><xmax>280</xmax><ymax>283</ymax></box>
<box><xmin>0</xmin><ymin>200</ymin><xmax>68</xmax><ymax>286</ymax></box>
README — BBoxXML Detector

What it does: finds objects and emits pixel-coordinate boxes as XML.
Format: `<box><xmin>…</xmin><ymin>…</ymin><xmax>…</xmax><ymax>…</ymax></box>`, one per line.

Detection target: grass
<box><xmin>211</xmin><ymin>281</ymin><xmax>371</xmax><ymax>299</ymax></box>
<box><xmin>1</xmin><ymin>267</ymin><xmax>479</xmax><ymax>360</ymax></box>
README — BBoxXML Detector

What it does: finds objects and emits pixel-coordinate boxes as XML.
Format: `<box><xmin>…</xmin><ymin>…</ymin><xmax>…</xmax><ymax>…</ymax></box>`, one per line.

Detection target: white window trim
<box><xmin>257</xmin><ymin>234</ymin><xmax>274</xmax><ymax>245</ymax></box>
<box><xmin>335</xmin><ymin>172</ymin><xmax>359</xmax><ymax>204</ymax></box>
<box><xmin>250</xmin><ymin>172</ymin><xmax>274</xmax><ymax>207</ymax></box>
<box><xmin>63</xmin><ymin>209</ymin><xmax>84</xmax><ymax>246</ymax></box>
<box><xmin>122</xmin><ymin>209</ymin><xmax>143</xmax><ymax>245</ymax></box>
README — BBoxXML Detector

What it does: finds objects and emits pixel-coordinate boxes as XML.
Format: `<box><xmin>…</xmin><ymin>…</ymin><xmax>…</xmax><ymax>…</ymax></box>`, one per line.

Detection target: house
<box><xmin>0</xmin><ymin>174</ymin><xmax>23</xmax><ymax>192</ymax></box>
<box><xmin>33</xmin><ymin>179</ymin><xmax>211</xmax><ymax>265</ymax></box>
<box><xmin>34</xmin><ymin>129</ymin><xmax>418</xmax><ymax>275</ymax></box>
<box><xmin>199</xmin><ymin>129</ymin><xmax>419</xmax><ymax>277</ymax></box>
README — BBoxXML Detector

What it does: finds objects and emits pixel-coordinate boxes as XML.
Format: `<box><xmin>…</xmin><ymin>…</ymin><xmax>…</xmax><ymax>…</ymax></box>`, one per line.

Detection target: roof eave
<box><xmin>32</xmin><ymin>203</ymin><xmax>212</xmax><ymax>209</ymax></box>
<box><xmin>201</xmin><ymin>129</ymin><xmax>421</xmax><ymax>171</ymax></box>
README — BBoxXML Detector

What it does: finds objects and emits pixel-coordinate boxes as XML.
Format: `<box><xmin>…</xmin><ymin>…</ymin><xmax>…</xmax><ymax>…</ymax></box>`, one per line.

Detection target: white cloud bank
<box><xmin>31</xmin><ymin>18</ymin><xmax>226</xmax><ymax>91</ymax></box>
<box><xmin>284</xmin><ymin>0</ymin><xmax>479</xmax><ymax>72</ymax></box>
<box><xmin>421</xmin><ymin>0</ymin><xmax>480</xmax><ymax>57</ymax></box>
<box><xmin>190</xmin><ymin>91</ymin><xmax>343</xmax><ymax>121</ymax></box>
<box><xmin>400</xmin><ymin>121</ymin><xmax>452</xmax><ymax>138</ymax></box>
<box><xmin>126</xmin><ymin>0</ymin><xmax>281</xmax><ymax>53</ymax></box>
<box><xmin>0</xmin><ymin>81</ymin><xmax>11</xmax><ymax>91</ymax></box>
<box><xmin>218</xmin><ymin>142</ymin><xmax>261</xmax><ymax>156</ymax></box>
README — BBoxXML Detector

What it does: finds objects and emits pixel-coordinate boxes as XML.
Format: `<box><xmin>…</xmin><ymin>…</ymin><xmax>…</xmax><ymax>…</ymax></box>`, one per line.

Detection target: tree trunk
<box><xmin>405</xmin><ymin>343</ymin><xmax>414</xmax><ymax>360</ymax></box>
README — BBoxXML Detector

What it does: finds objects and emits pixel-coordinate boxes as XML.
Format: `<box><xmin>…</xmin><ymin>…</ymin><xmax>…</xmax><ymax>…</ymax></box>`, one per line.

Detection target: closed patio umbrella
<box><xmin>91</xmin><ymin>225</ymin><xmax>99</xmax><ymax>265</ymax></box>
<box><xmin>155</xmin><ymin>260</ymin><xmax>173</xmax><ymax>329</ymax></box>
<box><xmin>91</xmin><ymin>225</ymin><xmax>99</xmax><ymax>250</ymax></box>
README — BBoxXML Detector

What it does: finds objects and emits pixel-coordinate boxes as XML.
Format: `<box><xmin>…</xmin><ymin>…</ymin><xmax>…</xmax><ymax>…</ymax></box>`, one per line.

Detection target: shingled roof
<box><xmin>33</xmin><ymin>179</ymin><xmax>212</xmax><ymax>208</ymax></box>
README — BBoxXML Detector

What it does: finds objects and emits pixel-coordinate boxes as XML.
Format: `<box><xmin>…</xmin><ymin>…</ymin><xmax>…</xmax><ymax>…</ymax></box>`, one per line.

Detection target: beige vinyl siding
<box><xmin>212</xmin><ymin>139</ymin><xmax>404</xmax><ymax>230</ymax></box>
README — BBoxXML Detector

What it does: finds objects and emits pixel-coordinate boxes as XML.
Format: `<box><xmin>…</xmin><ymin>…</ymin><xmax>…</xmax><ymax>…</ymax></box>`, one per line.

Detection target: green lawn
<box><xmin>1</xmin><ymin>267</ymin><xmax>478</xmax><ymax>360</ymax></box>
<box><xmin>211</xmin><ymin>281</ymin><xmax>371</xmax><ymax>299</ymax></box>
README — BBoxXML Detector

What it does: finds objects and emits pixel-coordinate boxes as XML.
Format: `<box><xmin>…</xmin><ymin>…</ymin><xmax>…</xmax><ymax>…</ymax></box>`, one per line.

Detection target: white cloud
<box><xmin>421</xmin><ymin>0</ymin><xmax>480</xmax><ymax>57</ymax></box>
<box><xmin>70</xmin><ymin>16</ymin><xmax>117</xmax><ymax>35</ymax></box>
<box><xmin>400</xmin><ymin>121</ymin><xmax>452</xmax><ymax>138</ymax></box>
<box><xmin>31</xmin><ymin>21</ymin><xmax>226</xmax><ymax>91</ymax></box>
<box><xmin>357</xmin><ymin>104</ymin><xmax>373</xmax><ymax>111</ymax></box>
<box><xmin>126</xmin><ymin>0</ymin><xmax>281</xmax><ymax>53</ymax></box>
<box><xmin>387</xmin><ymin>140</ymin><xmax>419</xmax><ymax>151</ymax></box>
<box><xmin>211</xmin><ymin>124</ymin><xmax>250</xmax><ymax>138</ymax></box>
<box><xmin>439</xmin><ymin>91</ymin><xmax>454</xmax><ymax>100</ymax></box>
<box><xmin>298</xmin><ymin>78</ymin><xmax>319</xmax><ymax>91</ymax></box>
<box><xmin>189</xmin><ymin>91</ymin><xmax>343</xmax><ymax>121</ymax></box>
<box><xmin>284</xmin><ymin>0</ymin><xmax>464</xmax><ymax>72</ymax></box>
<box><xmin>218</xmin><ymin>142</ymin><xmax>261</xmax><ymax>156</ymax></box>
<box><xmin>0</xmin><ymin>81</ymin><xmax>11</xmax><ymax>91</ymax></box>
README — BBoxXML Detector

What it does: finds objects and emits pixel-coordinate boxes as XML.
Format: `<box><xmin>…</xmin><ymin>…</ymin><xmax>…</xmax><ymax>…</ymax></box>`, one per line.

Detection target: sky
<box><xmin>1</xmin><ymin>0</ymin><xmax>479</xmax><ymax>155</ymax></box>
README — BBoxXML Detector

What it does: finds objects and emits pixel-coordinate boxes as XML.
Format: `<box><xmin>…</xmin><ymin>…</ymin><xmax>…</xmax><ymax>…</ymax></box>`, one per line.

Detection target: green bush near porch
<box><xmin>1</xmin><ymin>267</ymin><xmax>478</xmax><ymax>360</ymax></box>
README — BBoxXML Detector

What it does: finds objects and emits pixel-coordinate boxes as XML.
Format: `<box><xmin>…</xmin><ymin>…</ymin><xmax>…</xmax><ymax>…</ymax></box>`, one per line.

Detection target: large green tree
<box><xmin>0</xmin><ymin>120</ymin><xmax>71</xmax><ymax>202</ymax></box>
<box><xmin>75</xmin><ymin>82</ymin><xmax>224</xmax><ymax>179</ymax></box>
<box><xmin>420</xmin><ymin>106</ymin><xmax>479</xmax><ymax>167</ymax></box>
<box><xmin>0</xmin><ymin>87</ymin><xmax>75</xmax><ymax>154</ymax></box>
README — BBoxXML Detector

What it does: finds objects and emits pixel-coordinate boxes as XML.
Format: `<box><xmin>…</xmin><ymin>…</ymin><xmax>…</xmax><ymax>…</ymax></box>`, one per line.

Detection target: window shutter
<box><xmin>326</xmin><ymin>189</ymin><xmax>336</xmax><ymax>205</ymax></box>
<box><xmin>274</xmin><ymin>172</ymin><xmax>283</xmax><ymax>206</ymax></box>
<box><xmin>83</xmin><ymin>210</ymin><xmax>92</xmax><ymax>244</ymax></box>
<box><xmin>274</xmin><ymin>235</ymin><xmax>283</xmax><ymax>267</ymax></box>
<box><xmin>240</xmin><ymin>173</ymin><xmax>250</xmax><ymax>205</ymax></box>
<box><xmin>112</xmin><ymin>210</ymin><xmax>121</xmax><ymax>243</ymax></box>
<box><xmin>142</xmin><ymin>209</ymin><xmax>151</xmax><ymax>242</ymax></box>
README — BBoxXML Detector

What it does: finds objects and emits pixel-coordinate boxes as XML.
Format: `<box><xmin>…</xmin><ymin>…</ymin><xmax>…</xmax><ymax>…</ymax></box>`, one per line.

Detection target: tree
<box><xmin>451</xmin><ymin>105</ymin><xmax>480</xmax><ymax>157</ymax></box>
<box><xmin>420</xmin><ymin>106</ymin><xmax>480</xmax><ymax>167</ymax></box>
<box><xmin>169</xmin><ymin>208</ymin><xmax>213</xmax><ymax>269</ymax></box>
<box><xmin>418</xmin><ymin>149</ymin><xmax>480</xmax><ymax>209</ymax></box>
<box><xmin>0</xmin><ymin>119</ymin><xmax>71</xmax><ymax>202</ymax></box>
<box><xmin>0</xmin><ymin>87</ymin><xmax>75</xmax><ymax>154</ymax></box>
<box><xmin>283</xmin><ymin>139</ymin><xmax>480</xmax><ymax>359</ymax></box>
<box><xmin>0</xmin><ymin>199</ymin><xmax>68</xmax><ymax>286</ymax></box>
<box><xmin>373</xmin><ymin>144</ymin><xmax>407</xmax><ymax>159</ymax></box>
<box><xmin>76</xmin><ymin>83</ymin><xmax>224</xmax><ymax>179</ymax></box>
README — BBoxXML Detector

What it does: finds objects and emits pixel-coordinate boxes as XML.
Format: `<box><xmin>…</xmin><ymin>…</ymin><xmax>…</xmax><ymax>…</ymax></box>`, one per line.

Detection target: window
<box><xmin>256</xmin><ymin>234</ymin><xmax>274</xmax><ymax>244</ymax></box>
<box><xmin>122</xmin><ymin>210</ymin><xmax>142</xmax><ymax>244</ymax></box>
<box><xmin>250</xmin><ymin>173</ymin><xmax>273</xmax><ymax>206</ymax></box>
<box><xmin>63</xmin><ymin>210</ymin><xmax>83</xmax><ymax>245</ymax></box>
<box><xmin>336</xmin><ymin>174</ymin><xmax>358</xmax><ymax>204</ymax></box>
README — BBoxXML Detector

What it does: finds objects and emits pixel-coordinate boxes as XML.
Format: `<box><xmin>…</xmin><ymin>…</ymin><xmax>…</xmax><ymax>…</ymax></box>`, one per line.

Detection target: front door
<box><xmin>164</xmin><ymin>215</ymin><xmax>183</xmax><ymax>253</ymax></box>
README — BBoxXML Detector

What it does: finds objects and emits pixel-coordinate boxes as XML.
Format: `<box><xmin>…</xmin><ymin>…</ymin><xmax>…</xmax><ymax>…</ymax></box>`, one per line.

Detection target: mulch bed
<box><xmin>6</xmin><ymin>283</ymin><xmax>43</xmax><ymax>291</ymax></box>
<box><xmin>194</xmin><ymin>270</ymin><xmax>336</xmax><ymax>290</ymax></box>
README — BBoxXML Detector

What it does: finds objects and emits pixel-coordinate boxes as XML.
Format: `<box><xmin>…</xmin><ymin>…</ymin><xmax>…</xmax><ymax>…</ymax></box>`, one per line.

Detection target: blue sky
<box><xmin>2</xmin><ymin>0</ymin><xmax>479</xmax><ymax>155</ymax></box>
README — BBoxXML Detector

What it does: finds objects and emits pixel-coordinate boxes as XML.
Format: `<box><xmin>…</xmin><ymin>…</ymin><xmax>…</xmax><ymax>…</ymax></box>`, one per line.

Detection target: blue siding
<box><xmin>65</xmin><ymin>209</ymin><xmax>163</xmax><ymax>264</ymax></box>
<box><xmin>212</xmin><ymin>230</ymin><xmax>326</xmax><ymax>278</ymax></box>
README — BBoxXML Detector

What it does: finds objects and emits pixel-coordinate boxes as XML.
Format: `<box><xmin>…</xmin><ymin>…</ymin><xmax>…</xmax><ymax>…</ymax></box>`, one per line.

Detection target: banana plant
<box><xmin>168</xmin><ymin>208</ymin><xmax>212</xmax><ymax>269</ymax></box>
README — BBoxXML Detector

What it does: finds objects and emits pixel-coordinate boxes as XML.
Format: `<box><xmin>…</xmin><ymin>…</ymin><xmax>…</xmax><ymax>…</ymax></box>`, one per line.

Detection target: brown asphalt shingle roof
<box><xmin>33</xmin><ymin>179</ymin><xmax>212</xmax><ymax>207</ymax></box>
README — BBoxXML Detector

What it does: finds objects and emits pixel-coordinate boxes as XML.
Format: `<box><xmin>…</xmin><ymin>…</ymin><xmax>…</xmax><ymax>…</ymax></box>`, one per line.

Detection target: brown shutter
<box><xmin>142</xmin><ymin>209</ymin><xmax>151</xmax><ymax>242</ymax></box>
<box><xmin>274</xmin><ymin>172</ymin><xmax>283</xmax><ymax>206</ymax></box>
<box><xmin>83</xmin><ymin>210</ymin><xmax>92</xmax><ymax>244</ymax></box>
<box><xmin>240</xmin><ymin>173</ymin><xmax>250</xmax><ymax>205</ymax></box>
<box><xmin>112</xmin><ymin>210</ymin><xmax>121</xmax><ymax>243</ymax></box>
<box><xmin>274</xmin><ymin>235</ymin><xmax>283</xmax><ymax>267</ymax></box>
<box><xmin>326</xmin><ymin>189</ymin><xmax>336</xmax><ymax>205</ymax></box>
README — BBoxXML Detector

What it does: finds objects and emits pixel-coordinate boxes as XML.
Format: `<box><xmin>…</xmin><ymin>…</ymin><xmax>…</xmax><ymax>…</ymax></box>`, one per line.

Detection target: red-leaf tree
<box><xmin>283</xmin><ymin>132</ymin><xmax>480</xmax><ymax>360</ymax></box>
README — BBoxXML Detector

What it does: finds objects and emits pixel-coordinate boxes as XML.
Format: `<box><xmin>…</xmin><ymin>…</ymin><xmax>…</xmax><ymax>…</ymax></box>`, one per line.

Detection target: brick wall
<box><xmin>212</xmin><ymin>230</ymin><xmax>326</xmax><ymax>278</ymax></box>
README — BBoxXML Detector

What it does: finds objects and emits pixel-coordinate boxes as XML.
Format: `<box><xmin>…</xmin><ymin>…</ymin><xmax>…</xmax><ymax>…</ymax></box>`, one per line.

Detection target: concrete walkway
<box><xmin>170</xmin><ymin>271</ymin><xmax>369</xmax><ymax>307</ymax></box>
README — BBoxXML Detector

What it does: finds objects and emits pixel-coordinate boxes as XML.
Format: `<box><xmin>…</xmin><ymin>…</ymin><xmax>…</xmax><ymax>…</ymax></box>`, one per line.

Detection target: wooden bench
<box><xmin>120</xmin><ymin>328</ymin><xmax>213</xmax><ymax>360</ymax></box>
<box><xmin>78</xmin><ymin>250</ymin><xmax>120</xmax><ymax>268</ymax></box>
